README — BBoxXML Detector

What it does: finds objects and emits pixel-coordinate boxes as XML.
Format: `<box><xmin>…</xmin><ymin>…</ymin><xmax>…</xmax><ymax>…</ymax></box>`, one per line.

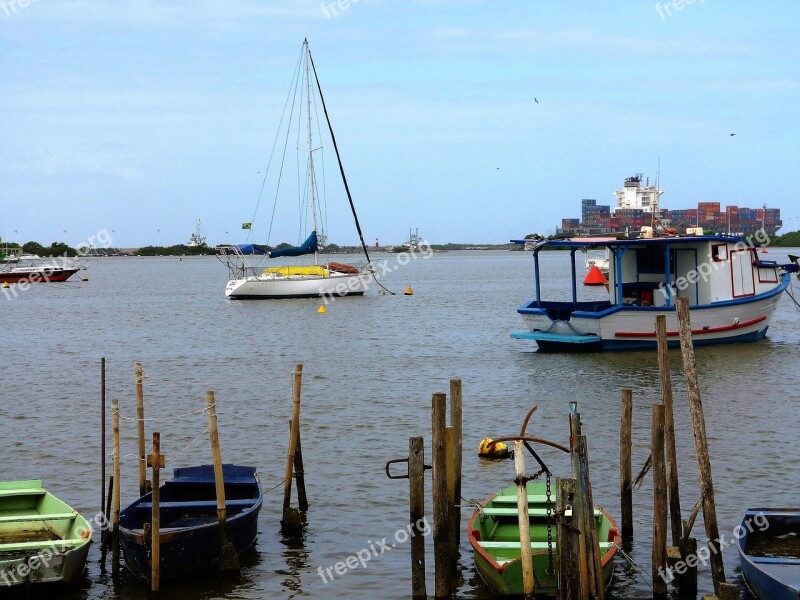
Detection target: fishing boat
<box><xmin>738</xmin><ymin>508</ymin><xmax>800</xmax><ymax>600</ymax></box>
<box><xmin>0</xmin><ymin>254</ymin><xmax>82</xmax><ymax>283</ymax></box>
<box><xmin>510</xmin><ymin>231</ymin><xmax>799</xmax><ymax>351</ymax></box>
<box><xmin>118</xmin><ymin>464</ymin><xmax>262</xmax><ymax>581</ymax></box>
<box><xmin>222</xmin><ymin>39</ymin><xmax>374</xmax><ymax>299</ymax></box>
<box><xmin>0</xmin><ymin>480</ymin><xmax>92</xmax><ymax>587</ymax></box>
<box><xmin>469</xmin><ymin>481</ymin><xmax>620</xmax><ymax>596</ymax></box>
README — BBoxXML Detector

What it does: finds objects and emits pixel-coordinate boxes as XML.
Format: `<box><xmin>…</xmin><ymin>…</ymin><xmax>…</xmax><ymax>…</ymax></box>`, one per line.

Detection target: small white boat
<box><xmin>511</xmin><ymin>232</ymin><xmax>799</xmax><ymax>351</ymax></box>
<box><xmin>222</xmin><ymin>39</ymin><xmax>374</xmax><ymax>300</ymax></box>
<box><xmin>583</xmin><ymin>249</ymin><xmax>610</xmax><ymax>275</ymax></box>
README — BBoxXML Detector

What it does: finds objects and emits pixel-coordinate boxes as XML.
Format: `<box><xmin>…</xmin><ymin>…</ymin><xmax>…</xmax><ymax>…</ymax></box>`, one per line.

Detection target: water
<box><xmin>2</xmin><ymin>249</ymin><xmax>799</xmax><ymax>599</ymax></box>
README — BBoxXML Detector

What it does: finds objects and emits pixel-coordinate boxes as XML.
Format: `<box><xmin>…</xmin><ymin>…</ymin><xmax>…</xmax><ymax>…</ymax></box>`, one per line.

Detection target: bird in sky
<box><xmin>533</xmin><ymin>97</ymin><xmax>539</xmax><ymax>104</ymax></box>
<box><xmin>730</xmin><ymin>133</ymin><xmax>736</xmax><ymax>136</ymax></box>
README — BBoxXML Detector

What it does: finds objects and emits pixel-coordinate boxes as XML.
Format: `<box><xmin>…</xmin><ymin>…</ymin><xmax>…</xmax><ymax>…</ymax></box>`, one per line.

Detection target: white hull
<box><xmin>225</xmin><ymin>271</ymin><xmax>370</xmax><ymax>299</ymax></box>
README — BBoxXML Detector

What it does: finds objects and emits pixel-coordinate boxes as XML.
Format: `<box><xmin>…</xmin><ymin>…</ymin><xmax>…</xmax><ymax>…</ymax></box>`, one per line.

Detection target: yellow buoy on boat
<box><xmin>82</xmin><ymin>276</ymin><xmax>89</xmax><ymax>282</ymax></box>
<box><xmin>404</xmin><ymin>285</ymin><xmax>414</xmax><ymax>296</ymax></box>
<box><xmin>2</xmin><ymin>282</ymin><xmax>9</xmax><ymax>288</ymax></box>
<box><xmin>318</xmin><ymin>305</ymin><xmax>327</xmax><ymax>314</ymax></box>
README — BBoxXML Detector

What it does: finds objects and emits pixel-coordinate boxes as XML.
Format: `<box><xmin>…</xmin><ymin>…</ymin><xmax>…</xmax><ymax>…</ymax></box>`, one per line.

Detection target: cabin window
<box><xmin>636</xmin><ymin>246</ymin><xmax>675</xmax><ymax>275</ymax></box>
<box><xmin>711</xmin><ymin>244</ymin><xmax>728</xmax><ymax>262</ymax></box>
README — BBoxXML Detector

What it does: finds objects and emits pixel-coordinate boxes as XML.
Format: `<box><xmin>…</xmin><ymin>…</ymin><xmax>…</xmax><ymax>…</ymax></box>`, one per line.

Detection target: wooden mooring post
<box><xmin>431</xmin><ymin>392</ymin><xmax>450</xmax><ymax>599</ymax></box>
<box><xmin>569</xmin><ymin>405</ymin><xmax>592</xmax><ymax>600</ymax></box>
<box><xmin>513</xmin><ymin>439</ymin><xmax>536</xmax><ymax>600</ymax></box>
<box><xmin>676</xmin><ymin>298</ymin><xmax>726</xmax><ymax>595</ymax></box>
<box><xmin>148</xmin><ymin>432</ymin><xmax>165</xmax><ymax>592</ymax></box>
<box><xmin>206</xmin><ymin>391</ymin><xmax>240</xmax><ymax>571</ymax></box>
<box><xmin>449</xmin><ymin>378</ymin><xmax>463</xmax><ymax>565</ymax></box>
<box><xmin>651</xmin><ymin>404</ymin><xmax>668</xmax><ymax>599</ymax></box>
<box><xmin>409</xmin><ymin>436</ymin><xmax>427</xmax><ymax>600</ymax></box>
<box><xmin>135</xmin><ymin>362</ymin><xmax>147</xmax><ymax>498</ymax></box>
<box><xmin>111</xmin><ymin>398</ymin><xmax>121</xmax><ymax>576</ymax></box>
<box><xmin>556</xmin><ymin>477</ymin><xmax>580</xmax><ymax>600</ymax></box>
<box><xmin>619</xmin><ymin>388</ymin><xmax>633</xmax><ymax>540</ymax></box>
<box><xmin>290</xmin><ymin>419</ymin><xmax>309</xmax><ymax>512</ymax></box>
<box><xmin>100</xmin><ymin>358</ymin><xmax>108</xmax><ymax>570</ymax></box>
<box><xmin>282</xmin><ymin>363</ymin><xmax>304</xmax><ymax>534</ymax></box>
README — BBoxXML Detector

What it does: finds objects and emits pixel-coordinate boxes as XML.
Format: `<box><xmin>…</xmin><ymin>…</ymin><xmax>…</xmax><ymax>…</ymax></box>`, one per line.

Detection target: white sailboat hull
<box><xmin>225</xmin><ymin>271</ymin><xmax>370</xmax><ymax>299</ymax></box>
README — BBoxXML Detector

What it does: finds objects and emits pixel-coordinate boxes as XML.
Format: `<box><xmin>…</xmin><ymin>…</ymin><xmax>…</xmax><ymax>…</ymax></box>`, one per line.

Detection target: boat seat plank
<box><xmin>481</xmin><ymin>507</ymin><xmax>601</xmax><ymax>518</ymax></box>
<box><xmin>0</xmin><ymin>539</ymin><xmax>84</xmax><ymax>552</ymax></box>
<box><xmin>168</xmin><ymin>477</ymin><xmax>256</xmax><ymax>485</ymax></box>
<box><xmin>0</xmin><ymin>512</ymin><xmax>76</xmax><ymax>523</ymax></box>
<box><xmin>491</xmin><ymin>495</ymin><xmax>556</xmax><ymax>505</ymax></box>
<box><xmin>136</xmin><ymin>499</ymin><xmax>256</xmax><ymax>510</ymax></box>
<box><xmin>0</xmin><ymin>489</ymin><xmax>46</xmax><ymax>498</ymax></box>
<box><xmin>479</xmin><ymin>540</ymin><xmax>615</xmax><ymax>550</ymax></box>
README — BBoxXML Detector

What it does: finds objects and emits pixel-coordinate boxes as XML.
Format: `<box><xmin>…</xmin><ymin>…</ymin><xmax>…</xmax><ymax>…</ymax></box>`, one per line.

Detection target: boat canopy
<box><xmin>269</xmin><ymin>231</ymin><xmax>318</xmax><ymax>259</ymax></box>
<box><xmin>237</xmin><ymin>244</ymin><xmax>269</xmax><ymax>255</ymax></box>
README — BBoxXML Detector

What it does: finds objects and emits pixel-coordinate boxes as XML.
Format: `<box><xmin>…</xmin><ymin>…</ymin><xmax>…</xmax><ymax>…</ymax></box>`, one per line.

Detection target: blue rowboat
<box><xmin>738</xmin><ymin>508</ymin><xmax>800</xmax><ymax>599</ymax></box>
<box><xmin>119</xmin><ymin>464</ymin><xmax>262</xmax><ymax>581</ymax></box>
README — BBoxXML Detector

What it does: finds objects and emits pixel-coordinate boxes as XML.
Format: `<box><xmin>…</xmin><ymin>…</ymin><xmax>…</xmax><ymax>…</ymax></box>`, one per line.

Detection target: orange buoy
<box><xmin>761</xmin><ymin>246</ymin><xmax>768</xmax><ymax>254</ymax></box>
<box><xmin>583</xmin><ymin>265</ymin><xmax>607</xmax><ymax>286</ymax></box>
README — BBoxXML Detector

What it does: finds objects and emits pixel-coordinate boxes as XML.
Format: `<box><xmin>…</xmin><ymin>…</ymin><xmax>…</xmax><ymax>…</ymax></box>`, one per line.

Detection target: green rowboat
<box><xmin>0</xmin><ymin>480</ymin><xmax>92</xmax><ymax>587</ymax></box>
<box><xmin>468</xmin><ymin>481</ymin><xmax>620</xmax><ymax>596</ymax></box>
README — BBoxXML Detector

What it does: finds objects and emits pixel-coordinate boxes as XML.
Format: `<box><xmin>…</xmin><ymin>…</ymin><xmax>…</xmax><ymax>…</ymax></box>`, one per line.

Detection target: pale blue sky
<box><xmin>2</xmin><ymin>1</ymin><xmax>798</xmax><ymax>247</ymax></box>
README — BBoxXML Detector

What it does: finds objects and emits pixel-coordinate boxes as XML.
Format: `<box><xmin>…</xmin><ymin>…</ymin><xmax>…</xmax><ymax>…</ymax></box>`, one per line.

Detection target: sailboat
<box><xmin>223</xmin><ymin>39</ymin><xmax>374</xmax><ymax>300</ymax></box>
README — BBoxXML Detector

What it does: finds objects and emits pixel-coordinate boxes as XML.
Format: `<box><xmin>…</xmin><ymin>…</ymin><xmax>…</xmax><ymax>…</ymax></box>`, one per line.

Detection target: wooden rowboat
<box><xmin>468</xmin><ymin>481</ymin><xmax>620</xmax><ymax>596</ymax></box>
<box><xmin>0</xmin><ymin>480</ymin><xmax>92</xmax><ymax>587</ymax></box>
<box><xmin>118</xmin><ymin>464</ymin><xmax>262</xmax><ymax>581</ymax></box>
<box><xmin>739</xmin><ymin>508</ymin><xmax>800</xmax><ymax>599</ymax></box>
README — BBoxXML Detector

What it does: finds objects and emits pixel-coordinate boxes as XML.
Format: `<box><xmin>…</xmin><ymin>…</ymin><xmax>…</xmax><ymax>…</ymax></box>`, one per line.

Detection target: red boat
<box><xmin>0</xmin><ymin>255</ymin><xmax>82</xmax><ymax>283</ymax></box>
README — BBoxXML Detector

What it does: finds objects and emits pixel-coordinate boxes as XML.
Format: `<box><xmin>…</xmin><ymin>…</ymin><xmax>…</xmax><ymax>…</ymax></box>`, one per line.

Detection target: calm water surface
<box><xmin>2</xmin><ymin>249</ymin><xmax>799</xmax><ymax>599</ymax></box>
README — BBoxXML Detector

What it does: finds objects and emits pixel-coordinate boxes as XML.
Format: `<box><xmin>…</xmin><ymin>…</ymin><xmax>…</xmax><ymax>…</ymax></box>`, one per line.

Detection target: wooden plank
<box><xmin>0</xmin><ymin>512</ymin><xmax>76</xmax><ymax>523</ymax></box>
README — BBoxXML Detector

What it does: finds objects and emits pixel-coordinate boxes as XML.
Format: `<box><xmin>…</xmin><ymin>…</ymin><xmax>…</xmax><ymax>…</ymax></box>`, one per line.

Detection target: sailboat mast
<box><xmin>304</xmin><ymin>39</ymin><xmax>319</xmax><ymax>265</ymax></box>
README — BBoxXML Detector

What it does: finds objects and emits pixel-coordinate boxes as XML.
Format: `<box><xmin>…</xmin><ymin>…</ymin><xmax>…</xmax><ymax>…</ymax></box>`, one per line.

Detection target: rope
<box><xmin>614</xmin><ymin>543</ymin><xmax>654</xmax><ymax>592</ymax></box>
<box><xmin>117</xmin><ymin>427</ymin><xmax>210</xmax><ymax>462</ymax></box>
<box><xmin>119</xmin><ymin>405</ymin><xmax>212</xmax><ymax>422</ymax></box>
<box><xmin>263</xmin><ymin>479</ymin><xmax>286</xmax><ymax>495</ymax></box>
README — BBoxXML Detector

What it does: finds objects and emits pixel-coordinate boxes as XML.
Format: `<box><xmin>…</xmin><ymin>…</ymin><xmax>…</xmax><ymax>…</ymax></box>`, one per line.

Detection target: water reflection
<box><xmin>278</xmin><ymin>527</ymin><xmax>311</xmax><ymax>598</ymax></box>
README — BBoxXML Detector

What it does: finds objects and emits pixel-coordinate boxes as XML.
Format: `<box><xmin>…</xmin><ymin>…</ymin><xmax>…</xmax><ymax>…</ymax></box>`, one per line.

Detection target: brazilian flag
<box><xmin>242</xmin><ymin>223</ymin><xmax>252</xmax><ymax>230</ymax></box>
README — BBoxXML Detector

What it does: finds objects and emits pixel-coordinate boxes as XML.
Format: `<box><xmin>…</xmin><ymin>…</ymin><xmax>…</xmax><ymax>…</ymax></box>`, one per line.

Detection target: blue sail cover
<box><xmin>269</xmin><ymin>231</ymin><xmax>318</xmax><ymax>259</ymax></box>
<box><xmin>237</xmin><ymin>244</ymin><xmax>269</xmax><ymax>255</ymax></box>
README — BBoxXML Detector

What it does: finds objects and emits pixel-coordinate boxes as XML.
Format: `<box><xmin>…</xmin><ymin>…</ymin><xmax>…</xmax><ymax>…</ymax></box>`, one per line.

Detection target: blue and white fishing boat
<box><xmin>738</xmin><ymin>508</ymin><xmax>800</xmax><ymax>600</ymax></box>
<box><xmin>510</xmin><ymin>231</ymin><xmax>799</xmax><ymax>351</ymax></box>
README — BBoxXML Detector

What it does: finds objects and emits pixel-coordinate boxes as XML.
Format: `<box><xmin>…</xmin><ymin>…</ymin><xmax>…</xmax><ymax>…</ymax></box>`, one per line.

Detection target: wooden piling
<box><xmin>290</xmin><ymin>419</ymin><xmax>309</xmax><ymax>512</ymax></box>
<box><xmin>619</xmin><ymin>388</ymin><xmax>633</xmax><ymax>540</ymax></box>
<box><xmin>652</xmin><ymin>404</ymin><xmax>667</xmax><ymax>599</ymax></box>
<box><xmin>569</xmin><ymin>408</ymin><xmax>591</xmax><ymax>600</ymax></box>
<box><xmin>513</xmin><ymin>439</ymin><xmax>535</xmax><ymax>600</ymax></box>
<box><xmin>283</xmin><ymin>364</ymin><xmax>303</xmax><ymax>517</ymax></box>
<box><xmin>445</xmin><ymin>426</ymin><xmax>456</xmax><ymax>570</ymax></box>
<box><xmin>556</xmin><ymin>477</ymin><xmax>580</xmax><ymax>600</ymax></box>
<box><xmin>683</xmin><ymin>537</ymin><xmax>698</xmax><ymax>595</ymax></box>
<box><xmin>111</xmin><ymin>398</ymin><xmax>121</xmax><ymax>576</ymax></box>
<box><xmin>676</xmin><ymin>297</ymin><xmax>726</xmax><ymax>594</ymax></box>
<box><xmin>135</xmin><ymin>362</ymin><xmax>147</xmax><ymax>498</ymax></box>
<box><xmin>409</xmin><ymin>436</ymin><xmax>427</xmax><ymax>600</ymax></box>
<box><xmin>206</xmin><ymin>391</ymin><xmax>240</xmax><ymax>570</ymax></box>
<box><xmin>100</xmin><ymin>358</ymin><xmax>106</xmax><ymax>550</ymax></box>
<box><xmin>147</xmin><ymin>432</ymin><xmax>165</xmax><ymax>592</ymax></box>
<box><xmin>655</xmin><ymin>315</ymin><xmax>683</xmax><ymax>548</ymax></box>
<box><xmin>579</xmin><ymin>435</ymin><xmax>605</xmax><ymax>600</ymax></box>
<box><xmin>718</xmin><ymin>582</ymin><xmax>741</xmax><ymax>600</ymax></box>
<box><xmin>450</xmin><ymin>378</ymin><xmax>463</xmax><ymax>547</ymax></box>
<box><xmin>432</xmin><ymin>392</ymin><xmax>450</xmax><ymax>599</ymax></box>
<box><xmin>101</xmin><ymin>475</ymin><xmax>113</xmax><ymax>566</ymax></box>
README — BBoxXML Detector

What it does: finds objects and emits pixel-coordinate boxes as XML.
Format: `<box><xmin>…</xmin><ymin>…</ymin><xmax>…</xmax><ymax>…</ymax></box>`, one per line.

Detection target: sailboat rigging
<box><xmin>223</xmin><ymin>39</ymin><xmax>383</xmax><ymax>299</ymax></box>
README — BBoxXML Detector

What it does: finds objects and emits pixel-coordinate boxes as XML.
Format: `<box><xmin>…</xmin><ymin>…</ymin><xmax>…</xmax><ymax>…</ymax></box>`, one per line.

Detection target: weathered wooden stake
<box><xmin>283</xmin><ymin>364</ymin><xmax>303</xmax><ymax>521</ymax></box>
<box><xmin>445</xmin><ymin>425</ymin><xmax>456</xmax><ymax>571</ymax></box>
<box><xmin>450</xmin><ymin>378</ymin><xmax>463</xmax><ymax>548</ymax></box>
<box><xmin>290</xmin><ymin>419</ymin><xmax>309</xmax><ymax>512</ymax></box>
<box><xmin>718</xmin><ymin>582</ymin><xmax>740</xmax><ymax>599</ymax></box>
<box><xmin>619</xmin><ymin>388</ymin><xmax>633</xmax><ymax>540</ymax></box>
<box><xmin>655</xmin><ymin>315</ymin><xmax>683</xmax><ymax>549</ymax></box>
<box><xmin>135</xmin><ymin>362</ymin><xmax>147</xmax><ymax>498</ymax></box>
<box><xmin>100</xmin><ymin>358</ymin><xmax>106</xmax><ymax>552</ymax></box>
<box><xmin>579</xmin><ymin>435</ymin><xmax>604</xmax><ymax>600</ymax></box>
<box><xmin>652</xmin><ymin>404</ymin><xmax>668</xmax><ymax>599</ymax></box>
<box><xmin>557</xmin><ymin>477</ymin><xmax>580</xmax><ymax>600</ymax></box>
<box><xmin>206</xmin><ymin>391</ymin><xmax>240</xmax><ymax>570</ymax></box>
<box><xmin>431</xmin><ymin>392</ymin><xmax>450</xmax><ymax>598</ymax></box>
<box><xmin>683</xmin><ymin>537</ymin><xmax>698</xmax><ymax>595</ymax></box>
<box><xmin>676</xmin><ymin>297</ymin><xmax>726</xmax><ymax>594</ymax></box>
<box><xmin>101</xmin><ymin>475</ymin><xmax>113</xmax><ymax>564</ymax></box>
<box><xmin>513</xmin><ymin>439</ymin><xmax>535</xmax><ymax>600</ymax></box>
<box><xmin>111</xmin><ymin>398</ymin><xmax>121</xmax><ymax>576</ymax></box>
<box><xmin>409</xmin><ymin>436</ymin><xmax>427</xmax><ymax>600</ymax></box>
<box><xmin>569</xmin><ymin>407</ymin><xmax>591</xmax><ymax>600</ymax></box>
<box><xmin>148</xmin><ymin>432</ymin><xmax>165</xmax><ymax>592</ymax></box>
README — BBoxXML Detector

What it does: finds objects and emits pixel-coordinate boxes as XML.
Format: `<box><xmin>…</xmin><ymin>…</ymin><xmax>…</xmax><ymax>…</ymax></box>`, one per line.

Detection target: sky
<box><xmin>1</xmin><ymin>1</ymin><xmax>799</xmax><ymax>248</ymax></box>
